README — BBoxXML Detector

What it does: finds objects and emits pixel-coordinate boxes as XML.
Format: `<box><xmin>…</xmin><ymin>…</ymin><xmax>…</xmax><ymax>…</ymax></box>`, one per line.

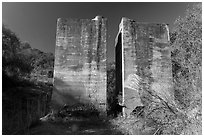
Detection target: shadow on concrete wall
<box><xmin>51</xmin><ymin>77</ymin><xmax>87</xmax><ymax>111</ymax></box>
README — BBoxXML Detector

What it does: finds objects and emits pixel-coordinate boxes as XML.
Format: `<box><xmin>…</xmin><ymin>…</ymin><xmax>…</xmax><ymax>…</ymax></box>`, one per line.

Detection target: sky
<box><xmin>2</xmin><ymin>2</ymin><xmax>194</xmax><ymax>62</ymax></box>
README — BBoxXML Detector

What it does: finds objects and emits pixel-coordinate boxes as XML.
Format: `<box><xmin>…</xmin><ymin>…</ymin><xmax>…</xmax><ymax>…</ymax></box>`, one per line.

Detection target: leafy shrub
<box><xmin>2</xmin><ymin>24</ymin><xmax>54</xmax><ymax>89</ymax></box>
<box><xmin>162</xmin><ymin>3</ymin><xmax>203</xmax><ymax>135</ymax></box>
<box><xmin>171</xmin><ymin>3</ymin><xmax>202</xmax><ymax>134</ymax></box>
<box><xmin>2</xmin><ymin>25</ymin><xmax>33</xmax><ymax>78</ymax></box>
<box><xmin>2</xmin><ymin>25</ymin><xmax>34</xmax><ymax>89</ymax></box>
<box><xmin>111</xmin><ymin>115</ymin><xmax>143</xmax><ymax>135</ymax></box>
<box><xmin>171</xmin><ymin>3</ymin><xmax>202</xmax><ymax>107</ymax></box>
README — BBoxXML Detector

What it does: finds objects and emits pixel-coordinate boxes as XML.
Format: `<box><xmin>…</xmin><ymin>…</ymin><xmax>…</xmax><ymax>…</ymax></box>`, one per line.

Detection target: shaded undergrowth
<box><xmin>24</xmin><ymin>104</ymin><xmax>123</xmax><ymax>135</ymax></box>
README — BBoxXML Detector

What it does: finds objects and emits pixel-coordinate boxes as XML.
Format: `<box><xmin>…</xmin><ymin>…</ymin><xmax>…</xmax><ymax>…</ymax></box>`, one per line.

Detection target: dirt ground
<box><xmin>24</xmin><ymin>117</ymin><xmax>123</xmax><ymax>135</ymax></box>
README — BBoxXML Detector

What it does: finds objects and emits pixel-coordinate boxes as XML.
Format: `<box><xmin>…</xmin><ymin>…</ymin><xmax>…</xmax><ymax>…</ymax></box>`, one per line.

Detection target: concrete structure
<box><xmin>115</xmin><ymin>17</ymin><xmax>174</xmax><ymax>116</ymax></box>
<box><xmin>52</xmin><ymin>16</ymin><xmax>107</xmax><ymax>113</ymax></box>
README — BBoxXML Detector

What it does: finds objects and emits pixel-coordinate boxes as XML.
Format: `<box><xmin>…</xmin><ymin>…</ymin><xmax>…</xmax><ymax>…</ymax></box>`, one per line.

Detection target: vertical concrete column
<box><xmin>52</xmin><ymin>16</ymin><xmax>107</xmax><ymax>113</ymax></box>
<box><xmin>116</xmin><ymin>17</ymin><xmax>173</xmax><ymax>117</ymax></box>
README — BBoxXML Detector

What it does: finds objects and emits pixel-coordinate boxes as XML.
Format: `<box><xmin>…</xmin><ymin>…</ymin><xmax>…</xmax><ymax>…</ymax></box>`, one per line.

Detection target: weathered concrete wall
<box><xmin>52</xmin><ymin>16</ymin><xmax>107</xmax><ymax>113</ymax></box>
<box><xmin>116</xmin><ymin>17</ymin><xmax>173</xmax><ymax>116</ymax></box>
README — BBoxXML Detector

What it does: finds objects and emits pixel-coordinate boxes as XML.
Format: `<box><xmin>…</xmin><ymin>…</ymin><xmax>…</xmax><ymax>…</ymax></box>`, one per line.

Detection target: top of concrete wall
<box><xmin>57</xmin><ymin>15</ymin><xmax>106</xmax><ymax>23</ymax></box>
<box><xmin>120</xmin><ymin>17</ymin><xmax>169</xmax><ymax>26</ymax></box>
<box><xmin>115</xmin><ymin>17</ymin><xmax>170</xmax><ymax>47</ymax></box>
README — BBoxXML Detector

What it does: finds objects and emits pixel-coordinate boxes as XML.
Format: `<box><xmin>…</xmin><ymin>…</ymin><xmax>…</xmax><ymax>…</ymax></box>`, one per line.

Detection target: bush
<box><xmin>170</xmin><ymin>3</ymin><xmax>202</xmax><ymax>134</ymax></box>
<box><xmin>2</xmin><ymin>25</ymin><xmax>34</xmax><ymax>89</ymax></box>
<box><xmin>171</xmin><ymin>3</ymin><xmax>202</xmax><ymax>107</ymax></box>
<box><xmin>2</xmin><ymin>24</ymin><xmax>55</xmax><ymax>89</ymax></box>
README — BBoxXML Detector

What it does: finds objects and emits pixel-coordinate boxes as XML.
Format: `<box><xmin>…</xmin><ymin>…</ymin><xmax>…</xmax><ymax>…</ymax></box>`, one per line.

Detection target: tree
<box><xmin>171</xmin><ymin>3</ymin><xmax>202</xmax><ymax>134</ymax></box>
<box><xmin>2</xmin><ymin>24</ymin><xmax>20</xmax><ymax>61</ymax></box>
<box><xmin>2</xmin><ymin>25</ymin><xmax>33</xmax><ymax>78</ymax></box>
<box><xmin>171</xmin><ymin>3</ymin><xmax>201</xmax><ymax>108</ymax></box>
